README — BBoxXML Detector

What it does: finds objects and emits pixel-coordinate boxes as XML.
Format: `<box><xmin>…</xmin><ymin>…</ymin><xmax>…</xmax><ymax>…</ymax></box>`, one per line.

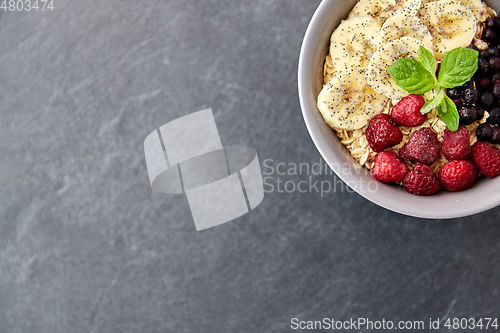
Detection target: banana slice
<box><xmin>329</xmin><ymin>17</ymin><xmax>382</xmax><ymax>78</ymax></box>
<box><xmin>421</xmin><ymin>0</ymin><xmax>489</xmax><ymax>23</ymax></box>
<box><xmin>348</xmin><ymin>0</ymin><xmax>423</xmax><ymax>23</ymax></box>
<box><xmin>377</xmin><ymin>14</ymin><xmax>433</xmax><ymax>51</ymax></box>
<box><xmin>419</xmin><ymin>0</ymin><xmax>477</xmax><ymax>60</ymax></box>
<box><xmin>365</xmin><ymin>37</ymin><xmax>433</xmax><ymax>100</ymax></box>
<box><xmin>317</xmin><ymin>72</ymin><xmax>388</xmax><ymax>130</ymax></box>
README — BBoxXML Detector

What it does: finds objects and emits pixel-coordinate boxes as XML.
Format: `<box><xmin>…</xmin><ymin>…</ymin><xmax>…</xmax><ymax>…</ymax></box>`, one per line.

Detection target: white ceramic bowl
<box><xmin>298</xmin><ymin>0</ymin><xmax>500</xmax><ymax>218</ymax></box>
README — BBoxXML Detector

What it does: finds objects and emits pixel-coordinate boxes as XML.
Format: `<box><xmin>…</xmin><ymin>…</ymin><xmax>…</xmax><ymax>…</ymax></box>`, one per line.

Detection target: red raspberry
<box><xmin>399</xmin><ymin>128</ymin><xmax>440</xmax><ymax>165</ymax></box>
<box><xmin>372</xmin><ymin>151</ymin><xmax>410</xmax><ymax>183</ymax></box>
<box><xmin>366</xmin><ymin>114</ymin><xmax>403</xmax><ymax>152</ymax></box>
<box><xmin>403</xmin><ymin>163</ymin><xmax>440</xmax><ymax>196</ymax></box>
<box><xmin>390</xmin><ymin>94</ymin><xmax>427</xmax><ymax>127</ymax></box>
<box><xmin>438</xmin><ymin>160</ymin><xmax>477</xmax><ymax>192</ymax></box>
<box><xmin>471</xmin><ymin>142</ymin><xmax>500</xmax><ymax>178</ymax></box>
<box><xmin>442</xmin><ymin>125</ymin><xmax>471</xmax><ymax>160</ymax></box>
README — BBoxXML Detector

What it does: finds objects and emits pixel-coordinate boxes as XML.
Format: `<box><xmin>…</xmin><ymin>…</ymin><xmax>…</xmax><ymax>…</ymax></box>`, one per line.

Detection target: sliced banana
<box><xmin>419</xmin><ymin>0</ymin><xmax>477</xmax><ymax>60</ymax></box>
<box><xmin>421</xmin><ymin>0</ymin><xmax>489</xmax><ymax>23</ymax></box>
<box><xmin>317</xmin><ymin>72</ymin><xmax>388</xmax><ymax>130</ymax></box>
<box><xmin>365</xmin><ymin>37</ymin><xmax>433</xmax><ymax>100</ymax></box>
<box><xmin>348</xmin><ymin>0</ymin><xmax>423</xmax><ymax>23</ymax></box>
<box><xmin>377</xmin><ymin>14</ymin><xmax>433</xmax><ymax>51</ymax></box>
<box><xmin>329</xmin><ymin>17</ymin><xmax>382</xmax><ymax>78</ymax></box>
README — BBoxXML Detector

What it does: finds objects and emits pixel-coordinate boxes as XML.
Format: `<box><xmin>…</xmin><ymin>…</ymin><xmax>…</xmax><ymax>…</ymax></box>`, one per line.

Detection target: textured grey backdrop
<box><xmin>1</xmin><ymin>0</ymin><xmax>500</xmax><ymax>332</ymax></box>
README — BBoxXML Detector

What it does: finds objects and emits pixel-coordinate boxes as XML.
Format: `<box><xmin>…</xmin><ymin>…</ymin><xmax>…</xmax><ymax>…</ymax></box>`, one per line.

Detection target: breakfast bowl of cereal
<box><xmin>298</xmin><ymin>0</ymin><xmax>500</xmax><ymax>218</ymax></box>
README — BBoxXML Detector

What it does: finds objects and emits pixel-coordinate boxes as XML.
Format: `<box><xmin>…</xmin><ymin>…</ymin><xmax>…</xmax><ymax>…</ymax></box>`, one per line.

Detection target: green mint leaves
<box><xmin>386</xmin><ymin>58</ymin><xmax>436</xmax><ymax>94</ymax></box>
<box><xmin>387</xmin><ymin>46</ymin><xmax>479</xmax><ymax>132</ymax></box>
<box><xmin>421</xmin><ymin>90</ymin><xmax>444</xmax><ymax>115</ymax></box>
<box><xmin>438</xmin><ymin>47</ymin><xmax>479</xmax><ymax>88</ymax></box>
<box><xmin>438</xmin><ymin>96</ymin><xmax>460</xmax><ymax>132</ymax></box>
<box><xmin>419</xmin><ymin>46</ymin><xmax>437</xmax><ymax>75</ymax></box>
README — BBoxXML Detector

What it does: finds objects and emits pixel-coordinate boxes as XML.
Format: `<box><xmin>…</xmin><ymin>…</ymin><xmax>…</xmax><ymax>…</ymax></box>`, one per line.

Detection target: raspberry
<box><xmin>471</xmin><ymin>142</ymin><xmax>500</xmax><ymax>178</ymax></box>
<box><xmin>403</xmin><ymin>163</ymin><xmax>440</xmax><ymax>196</ymax></box>
<box><xmin>390</xmin><ymin>94</ymin><xmax>426</xmax><ymax>127</ymax></box>
<box><xmin>441</xmin><ymin>125</ymin><xmax>471</xmax><ymax>160</ymax></box>
<box><xmin>438</xmin><ymin>160</ymin><xmax>477</xmax><ymax>192</ymax></box>
<box><xmin>372</xmin><ymin>151</ymin><xmax>409</xmax><ymax>183</ymax></box>
<box><xmin>366</xmin><ymin>114</ymin><xmax>403</xmax><ymax>152</ymax></box>
<box><xmin>399</xmin><ymin>128</ymin><xmax>440</xmax><ymax>165</ymax></box>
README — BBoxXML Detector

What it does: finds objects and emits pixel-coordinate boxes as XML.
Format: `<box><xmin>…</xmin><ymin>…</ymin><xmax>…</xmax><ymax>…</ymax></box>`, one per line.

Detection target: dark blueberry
<box><xmin>479</xmin><ymin>91</ymin><xmax>494</xmax><ymax>108</ymax></box>
<box><xmin>490</xmin><ymin>57</ymin><xmax>500</xmax><ymax>71</ymax></box>
<box><xmin>477</xmin><ymin>107</ymin><xmax>485</xmax><ymax>120</ymax></box>
<box><xmin>495</xmin><ymin>17</ymin><xmax>500</xmax><ymax>30</ymax></box>
<box><xmin>492</xmin><ymin>72</ymin><xmax>500</xmax><ymax>83</ymax></box>
<box><xmin>487</xmin><ymin>18</ymin><xmax>497</xmax><ymax>29</ymax></box>
<box><xmin>493</xmin><ymin>82</ymin><xmax>500</xmax><ymax>99</ymax></box>
<box><xmin>480</xmin><ymin>48</ymin><xmax>500</xmax><ymax>59</ymax></box>
<box><xmin>477</xmin><ymin>123</ymin><xmax>494</xmax><ymax>141</ymax></box>
<box><xmin>478</xmin><ymin>57</ymin><xmax>490</xmax><ymax>74</ymax></box>
<box><xmin>463</xmin><ymin>88</ymin><xmax>478</xmax><ymax>104</ymax></box>
<box><xmin>446</xmin><ymin>87</ymin><xmax>463</xmax><ymax>100</ymax></box>
<box><xmin>490</xmin><ymin>48</ymin><xmax>500</xmax><ymax>58</ymax></box>
<box><xmin>480</xmin><ymin>49</ymin><xmax>491</xmax><ymax>58</ymax></box>
<box><xmin>462</xmin><ymin>80</ymin><xmax>474</xmax><ymax>90</ymax></box>
<box><xmin>487</xmin><ymin>107</ymin><xmax>500</xmax><ymax>125</ymax></box>
<box><xmin>458</xmin><ymin>106</ymin><xmax>478</xmax><ymax>125</ymax></box>
<box><xmin>467</xmin><ymin>45</ymin><xmax>480</xmax><ymax>52</ymax></box>
<box><xmin>483</xmin><ymin>28</ymin><xmax>498</xmax><ymax>44</ymax></box>
<box><xmin>476</xmin><ymin>76</ymin><xmax>491</xmax><ymax>90</ymax></box>
<box><xmin>492</xmin><ymin>127</ymin><xmax>500</xmax><ymax>144</ymax></box>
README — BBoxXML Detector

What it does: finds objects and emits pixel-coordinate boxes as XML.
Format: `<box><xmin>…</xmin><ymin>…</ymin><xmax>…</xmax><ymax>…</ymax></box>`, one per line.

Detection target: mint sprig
<box><xmin>386</xmin><ymin>58</ymin><xmax>436</xmax><ymax>94</ymax></box>
<box><xmin>387</xmin><ymin>46</ymin><xmax>479</xmax><ymax>132</ymax></box>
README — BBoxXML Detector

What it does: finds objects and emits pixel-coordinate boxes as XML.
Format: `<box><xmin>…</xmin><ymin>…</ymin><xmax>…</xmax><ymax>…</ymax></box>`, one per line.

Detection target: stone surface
<box><xmin>1</xmin><ymin>1</ymin><xmax>500</xmax><ymax>332</ymax></box>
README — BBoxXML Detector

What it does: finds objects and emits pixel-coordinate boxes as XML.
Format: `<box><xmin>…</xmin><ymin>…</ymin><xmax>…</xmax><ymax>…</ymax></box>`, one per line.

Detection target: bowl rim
<box><xmin>298</xmin><ymin>0</ymin><xmax>500</xmax><ymax>219</ymax></box>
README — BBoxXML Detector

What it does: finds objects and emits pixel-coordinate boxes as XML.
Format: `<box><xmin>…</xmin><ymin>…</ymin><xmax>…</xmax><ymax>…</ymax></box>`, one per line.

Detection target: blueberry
<box><xmin>487</xmin><ymin>18</ymin><xmax>497</xmax><ymax>29</ymax></box>
<box><xmin>492</xmin><ymin>72</ymin><xmax>500</xmax><ymax>83</ymax></box>
<box><xmin>476</xmin><ymin>76</ymin><xmax>491</xmax><ymax>90</ymax></box>
<box><xmin>487</xmin><ymin>106</ymin><xmax>500</xmax><ymax>125</ymax></box>
<box><xmin>462</xmin><ymin>80</ymin><xmax>474</xmax><ymax>90</ymax></box>
<box><xmin>478</xmin><ymin>57</ymin><xmax>490</xmax><ymax>74</ymax></box>
<box><xmin>447</xmin><ymin>87</ymin><xmax>463</xmax><ymax>100</ymax></box>
<box><xmin>463</xmin><ymin>88</ymin><xmax>478</xmax><ymax>104</ymax></box>
<box><xmin>490</xmin><ymin>57</ymin><xmax>500</xmax><ymax>71</ymax></box>
<box><xmin>493</xmin><ymin>82</ymin><xmax>500</xmax><ymax>99</ymax></box>
<box><xmin>489</xmin><ymin>48</ymin><xmax>500</xmax><ymax>58</ymax></box>
<box><xmin>477</xmin><ymin>107</ymin><xmax>485</xmax><ymax>120</ymax></box>
<box><xmin>479</xmin><ymin>91</ymin><xmax>494</xmax><ymax>108</ymax></box>
<box><xmin>467</xmin><ymin>45</ymin><xmax>480</xmax><ymax>52</ymax></box>
<box><xmin>483</xmin><ymin>28</ymin><xmax>498</xmax><ymax>44</ymax></box>
<box><xmin>480</xmin><ymin>49</ymin><xmax>491</xmax><ymax>58</ymax></box>
<box><xmin>477</xmin><ymin>123</ymin><xmax>494</xmax><ymax>141</ymax></box>
<box><xmin>492</xmin><ymin>127</ymin><xmax>500</xmax><ymax>144</ymax></box>
<box><xmin>458</xmin><ymin>106</ymin><xmax>478</xmax><ymax>125</ymax></box>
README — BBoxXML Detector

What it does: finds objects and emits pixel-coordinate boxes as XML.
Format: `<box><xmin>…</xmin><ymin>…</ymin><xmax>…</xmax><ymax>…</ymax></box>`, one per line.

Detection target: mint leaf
<box><xmin>421</xmin><ymin>90</ymin><xmax>445</xmax><ymax>114</ymax></box>
<box><xmin>436</xmin><ymin>100</ymin><xmax>446</xmax><ymax>115</ymax></box>
<box><xmin>438</xmin><ymin>47</ymin><xmax>479</xmax><ymax>88</ymax></box>
<box><xmin>387</xmin><ymin>58</ymin><xmax>436</xmax><ymax>94</ymax></box>
<box><xmin>438</xmin><ymin>96</ymin><xmax>459</xmax><ymax>131</ymax></box>
<box><xmin>419</xmin><ymin>45</ymin><xmax>437</xmax><ymax>75</ymax></box>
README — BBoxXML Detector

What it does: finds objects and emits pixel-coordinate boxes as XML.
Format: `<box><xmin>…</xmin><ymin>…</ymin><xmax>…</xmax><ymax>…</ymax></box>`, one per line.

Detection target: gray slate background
<box><xmin>1</xmin><ymin>0</ymin><xmax>500</xmax><ymax>332</ymax></box>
